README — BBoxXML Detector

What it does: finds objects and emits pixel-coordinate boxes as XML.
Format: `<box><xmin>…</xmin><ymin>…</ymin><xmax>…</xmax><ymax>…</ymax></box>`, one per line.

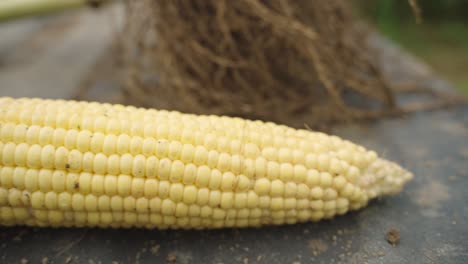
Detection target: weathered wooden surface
<box><xmin>0</xmin><ymin>4</ymin><xmax>467</xmax><ymax>264</ymax></box>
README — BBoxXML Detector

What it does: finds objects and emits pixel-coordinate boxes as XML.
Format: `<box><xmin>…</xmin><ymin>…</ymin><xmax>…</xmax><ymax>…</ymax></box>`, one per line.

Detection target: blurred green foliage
<box><xmin>355</xmin><ymin>0</ymin><xmax>468</xmax><ymax>95</ymax></box>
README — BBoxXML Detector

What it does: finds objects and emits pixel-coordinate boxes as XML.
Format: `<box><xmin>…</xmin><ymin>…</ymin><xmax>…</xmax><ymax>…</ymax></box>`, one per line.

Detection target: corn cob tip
<box><xmin>358</xmin><ymin>158</ymin><xmax>413</xmax><ymax>199</ymax></box>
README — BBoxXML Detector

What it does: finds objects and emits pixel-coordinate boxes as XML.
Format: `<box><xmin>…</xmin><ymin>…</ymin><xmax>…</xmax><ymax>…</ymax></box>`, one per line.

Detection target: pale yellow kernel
<box><xmin>49</xmin><ymin>211</ymin><xmax>65</xmax><ymax>225</ymax></box>
<box><xmin>117</xmin><ymin>175</ymin><xmax>132</xmax><ymax>196</ymax></box>
<box><xmin>296</xmin><ymin>199</ymin><xmax>309</xmax><ymax>209</ymax></box>
<box><xmin>144</xmin><ymin>156</ymin><xmax>158</xmax><ymax>178</ymax></box>
<box><xmin>71</xmin><ymin>193</ymin><xmax>85</xmax><ymax>210</ymax></box>
<box><xmin>310</xmin><ymin>200</ymin><xmax>324</xmax><ymax>210</ymax></box>
<box><xmin>81</xmin><ymin>116</ymin><xmax>94</xmax><ymax>131</ymax></box>
<box><xmin>271</xmin><ymin>210</ymin><xmax>285</xmax><ymax>220</ymax></box>
<box><xmin>200</xmin><ymin>206</ymin><xmax>213</xmax><ymax>218</ymax></box>
<box><xmin>250</xmin><ymin>208</ymin><xmax>262</xmax><ymax>218</ymax></box>
<box><xmin>169</xmin><ymin>160</ymin><xmax>184</xmax><ymax>182</ymax></box>
<box><xmin>123</xmin><ymin>196</ymin><xmax>136</xmax><ymax>211</ymax></box>
<box><xmin>149</xmin><ymin>197</ymin><xmax>162</xmax><ymax>212</ymax></box>
<box><xmin>194</xmin><ymin>188</ymin><xmax>209</xmax><ymax>205</ymax></box>
<box><xmin>323</xmin><ymin>200</ymin><xmax>336</xmax><ymax>211</ymax></box>
<box><xmin>38</xmin><ymin>169</ymin><xmax>52</xmax><ymax>192</ymax></box>
<box><xmin>310</xmin><ymin>211</ymin><xmax>324</xmax><ymax>221</ymax></box>
<box><xmin>196</xmin><ymin>165</ymin><xmax>211</xmax><ymax>187</ymax></box>
<box><xmin>340</xmin><ymin>183</ymin><xmax>355</xmax><ymax>198</ymax></box>
<box><xmin>193</xmin><ymin>146</ymin><xmax>208</xmax><ymax>166</ymax></box>
<box><xmin>135</xmin><ymin>197</ymin><xmax>149</xmax><ymax>213</ymax></box>
<box><xmin>0</xmin><ymin>167</ymin><xmax>14</xmax><ymax>188</ymax></box>
<box><xmin>68</xmin><ymin>150</ymin><xmax>83</xmax><ymax>172</ymax></box>
<box><xmin>101</xmin><ymin>212</ymin><xmax>113</xmax><ymax>225</ymax></box>
<box><xmin>0</xmin><ymin>123</ymin><xmax>14</xmax><ymax>141</ymax></box>
<box><xmin>270</xmin><ymin>197</ymin><xmax>284</xmax><ymax>211</ymax></box>
<box><xmin>208</xmin><ymin>169</ymin><xmax>222</xmax><ymax>189</ymax></box>
<box><xmin>76</xmin><ymin>130</ymin><xmax>93</xmax><ymax>152</ymax></box>
<box><xmin>221</xmin><ymin>172</ymin><xmax>236</xmax><ymax>191</ymax></box>
<box><xmin>243</xmin><ymin>143</ymin><xmax>260</xmax><ymax>158</ymax></box>
<box><xmin>74</xmin><ymin>211</ymin><xmax>87</xmax><ymax>224</ymax></box>
<box><xmin>333</xmin><ymin>175</ymin><xmax>347</xmax><ymax>190</ymax></box>
<box><xmin>168</xmin><ymin>141</ymin><xmax>182</xmax><ymax>160</ymax></box>
<box><xmin>232</xmin><ymin>193</ymin><xmax>247</xmax><ymax>209</ymax></box>
<box><xmin>132</xmin><ymin>154</ymin><xmax>146</xmax><ymax>177</ymax></box>
<box><xmin>278</xmin><ymin>148</ymin><xmax>293</xmax><ymax>163</ymax></box>
<box><xmin>82</xmin><ymin>152</ymin><xmax>94</xmax><ymax>172</ymax></box>
<box><xmin>130</xmin><ymin>137</ymin><xmax>143</xmax><ymax>155</ymax></box>
<box><xmin>254</xmin><ymin>157</ymin><xmax>267</xmax><ymax>178</ymax></box>
<box><xmin>98</xmin><ymin>195</ymin><xmax>111</xmax><ymax>211</ymax></box>
<box><xmin>266</xmin><ymin>161</ymin><xmax>280</xmax><ymax>179</ymax></box>
<box><xmin>217</xmin><ymin>153</ymin><xmax>231</xmax><ymax>172</ymax></box>
<box><xmin>336</xmin><ymin>198</ymin><xmax>349</xmax><ymax>209</ymax></box>
<box><xmin>64</xmin><ymin>130</ymin><xmax>79</xmax><ymax>150</ymax></box>
<box><xmin>292</xmin><ymin>150</ymin><xmax>305</xmax><ymax>164</ymax></box>
<box><xmin>0</xmin><ymin>188</ymin><xmax>7</xmax><ymax>206</ymax></box>
<box><xmin>8</xmin><ymin>189</ymin><xmax>23</xmax><ymax>207</ymax></box>
<box><xmin>217</xmin><ymin>137</ymin><xmax>230</xmax><ymax>153</ymax></box>
<box><xmin>262</xmin><ymin>147</ymin><xmax>277</xmax><ymax>161</ymax></box>
<box><xmin>293</xmin><ymin>165</ymin><xmax>307</xmax><ymax>183</ymax></box>
<box><xmin>150</xmin><ymin>213</ymin><xmax>162</xmax><ymax>225</ymax></box>
<box><xmin>2</xmin><ymin>142</ymin><xmax>15</xmax><ymax>166</ymax></box>
<box><xmin>161</xmin><ymin>199</ymin><xmax>176</xmax><ymax>215</ymax></box>
<box><xmin>124</xmin><ymin>212</ymin><xmax>137</xmax><ymax>225</ymax></box>
<box><xmin>158</xmin><ymin>181</ymin><xmax>170</xmax><ymax>198</ymax></box>
<box><xmin>280</xmin><ymin>163</ymin><xmax>294</xmax><ymax>182</ymax></box>
<box><xmin>50</xmin><ymin>171</ymin><xmax>65</xmax><ymax>192</ymax></box>
<box><xmin>208</xmin><ymin>190</ymin><xmax>221</xmax><ymax>207</ymax></box>
<box><xmin>155</xmin><ymin>139</ymin><xmax>169</xmax><ymax>158</ymax></box>
<box><xmin>116</xmin><ymin>134</ymin><xmax>131</xmax><ymax>154</ymax></box>
<box><xmin>284</xmin><ymin>182</ymin><xmax>298</xmax><ymax>197</ymax></box>
<box><xmin>310</xmin><ymin>186</ymin><xmax>323</xmax><ymax>199</ymax></box>
<box><xmin>188</xmin><ymin>204</ymin><xmax>200</xmax><ymax>217</ymax></box>
<box><xmin>212</xmin><ymin>208</ymin><xmax>226</xmax><ymax>220</ymax></box>
<box><xmin>106</xmin><ymin>119</ymin><xmax>121</xmax><ymax>134</ymax></box>
<box><xmin>323</xmin><ymin>188</ymin><xmax>338</xmax><ymax>200</ymax></box>
<box><xmin>52</xmin><ymin>128</ymin><xmax>66</xmax><ymax>146</ymax></box>
<box><xmin>236</xmin><ymin>175</ymin><xmax>251</xmax><ymax>192</ymax></box>
<box><xmin>90</xmin><ymin>132</ymin><xmax>105</xmax><ymax>153</ymax></box>
<box><xmin>175</xmin><ymin>203</ymin><xmax>188</xmax><ymax>217</ymax></box>
<box><xmin>91</xmin><ymin>153</ymin><xmax>107</xmax><ymax>174</ymax></box>
<box><xmin>130</xmin><ymin>178</ymin><xmax>144</xmax><ymax>197</ymax></box>
<box><xmin>169</xmin><ymin>183</ymin><xmax>183</xmax><ymax>202</ymax></box>
<box><xmin>180</xmin><ymin>144</ymin><xmax>195</xmax><ymax>163</ymax></box>
<box><xmin>346</xmin><ymin>166</ymin><xmax>360</xmax><ymax>183</ymax></box>
<box><xmin>65</xmin><ymin>172</ymin><xmax>78</xmax><ymax>192</ymax></box>
<box><xmin>254</xmin><ymin>178</ymin><xmax>270</xmax><ymax>195</ymax></box>
<box><xmin>40</xmin><ymin>145</ymin><xmax>55</xmax><ymax>169</ymax></box>
<box><xmin>305</xmin><ymin>153</ymin><xmax>317</xmax><ymax>168</ymax></box>
<box><xmin>141</xmin><ymin>179</ymin><xmax>157</xmax><ymax>198</ymax></box>
<box><xmin>77</xmin><ymin>172</ymin><xmax>92</xmax><ymax>193</ymax></box>
<box><xmin>203</xmin><ymin>133</ymin><xmax>217</xmax><ymax>149</ymax></box>
<box><xmin>12</xmin><ymin>167</ymin><xmax>26</xmax><ymax>189</ymax></box>
<box><xmin>84</xmin><ymin>194</ymin><xmax>98</xmax><ymax>211</ymax></box>
<box><xmin>220</xmin><ymin>192</ymin><xmax>234</xmax><ymax>209</ymax></box>
<box><xmin>247</xmin><ymin>191</ymin><xmax>259</xmax><ymax>208</ymax></box>
<box><xmin>14</xmin><ymin>143</ymin><xmax>28</xmax><ymax>166</ymax></box>
<box><xmin>270</xmin><ymin>180</ymin><xmax>285</xmax><ymax>197</ymax></box>
<box><xmin>284</xmin><ymin>198</ymin><xmax>297</xmax><ymax>210</ymax></box>
<box><xmin>179</xmin><ymin>186</ymin><xmax>196</xmax><ymax>205</ymax></box>
<box><xmin>13</xmin><ymin>124</ymin><xmax>27</xmax><ymax>143</ymax></box>
<box><xmin>120</xmin><ymin>154</ymin><xmax>133</xmax><ymax>175</ymax></box>
<box><xmin>207</xmin><ymin>150</ymin><xmax>219</xmax><ymax>168</ymax></box>
<box><xmin>258</xmin><ymin>196</ymin><xmax>271</xmax><ymax>208</ymax></box>
<box><xmin>27</xmin><ymin>144</ymin><xmax>42</xmax><ymax>168</ymax></box>
<box><xmin>141</xmin><ymin>138</ymin><xmax>156</xmax><ymax>156</ymax></box>
<box><xmin>25</xmin><ymin>126</ymin><xmax>40</xmax><ymax>145</ymax></box>
<box><xmin>105</xmin><ymin>155</ymin><xmax>119</xmax><ymax>175</ymax></box>
<box><xmin>30</xmin><ymin>191</ymin><xmax>45</xmax><ymax>209</ymax></box>
<box><xmin>296</xmin><ymin>183</ymin><xmax>309</xmax><ymax>199</ymax></box>
<box><xmin>319</xmin><ymin>172</ymin><xmax>333</xmax><ymax>187</ymax></box>
<box><xmin>104</xmin><ymin>175</ymin><xmax>117</xmax><ymax>195</ymax></box>
<box><xmin>158</xmin><ymin>158</ymin><xmax>171</xmax><ymax>180</ymax></box>
<box><xmin>102</xmin><ymin>135</ymin><xmax>117</xmax><ymax>155</ymax></box>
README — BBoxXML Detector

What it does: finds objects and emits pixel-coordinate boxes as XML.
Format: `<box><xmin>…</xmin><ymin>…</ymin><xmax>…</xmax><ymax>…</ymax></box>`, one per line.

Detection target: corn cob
<box><xmin>0</xmin><ymin>97</ymin><xmax>413</xmax><ymax>229</ymax></box>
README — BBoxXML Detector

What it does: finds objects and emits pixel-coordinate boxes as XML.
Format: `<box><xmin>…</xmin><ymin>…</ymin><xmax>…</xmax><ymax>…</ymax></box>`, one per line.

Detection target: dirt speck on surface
<box><xmin>243</xmin><ymin>257</ymin><xmax>248</xmax><ymax>264</ymax></box>
<box><xmin>386</xmin><ymin>228</ymin><xmax>400</xmax><ymax>246</ymax></box>
<box><xmin>308</xmin><ymin>239</ymin><xmax>329</xmax><ymax>256</ymax></box>
<box><xmin>166</xmin><ymin>252</ymin><xmax>176</xmax><ymax>263</ymax></box>
<box><xmin>20</xmin><ymin>258</ymin><xmax>28</xmax><ymax>264</ymax></box>
<box><xmin>41</xmin><ymin>257</ymin><xmax>49</xmax><ymax>264</ymax></box>
<box><xmin>150</xmin><ymin>244</ymin><xmax>160</xmax><ymax>255</ymax></box>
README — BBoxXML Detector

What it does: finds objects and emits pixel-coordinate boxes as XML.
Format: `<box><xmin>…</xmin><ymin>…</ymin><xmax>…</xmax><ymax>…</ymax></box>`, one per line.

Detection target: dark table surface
<box><xmin>0</xmin><ymin>4</ymin><xmax>467</xmax><ymax>264</ymax></box>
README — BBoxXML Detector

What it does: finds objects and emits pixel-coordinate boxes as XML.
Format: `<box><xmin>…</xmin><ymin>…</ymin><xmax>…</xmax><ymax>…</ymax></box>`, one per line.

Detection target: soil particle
<box><xmin>166</xmin><ymin>252</ymin><xmax>176</xmax><ymax>263</ymax></box>
<box><xmin>386</xmin><ymin>228</ymin><xmax>400</xmax><ymax>246</ymax></box>
<box><xmin>308</xmin><ymin>239</ymin><xmax>329</xmax><ymax>256</ymax></box>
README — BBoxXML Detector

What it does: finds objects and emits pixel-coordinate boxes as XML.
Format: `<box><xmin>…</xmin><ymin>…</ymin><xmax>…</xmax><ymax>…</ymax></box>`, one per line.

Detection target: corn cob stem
<box><xmin>0</xmin><ymin>97</ymin><xmax>413</xmax><ymax>229</ymax></box>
